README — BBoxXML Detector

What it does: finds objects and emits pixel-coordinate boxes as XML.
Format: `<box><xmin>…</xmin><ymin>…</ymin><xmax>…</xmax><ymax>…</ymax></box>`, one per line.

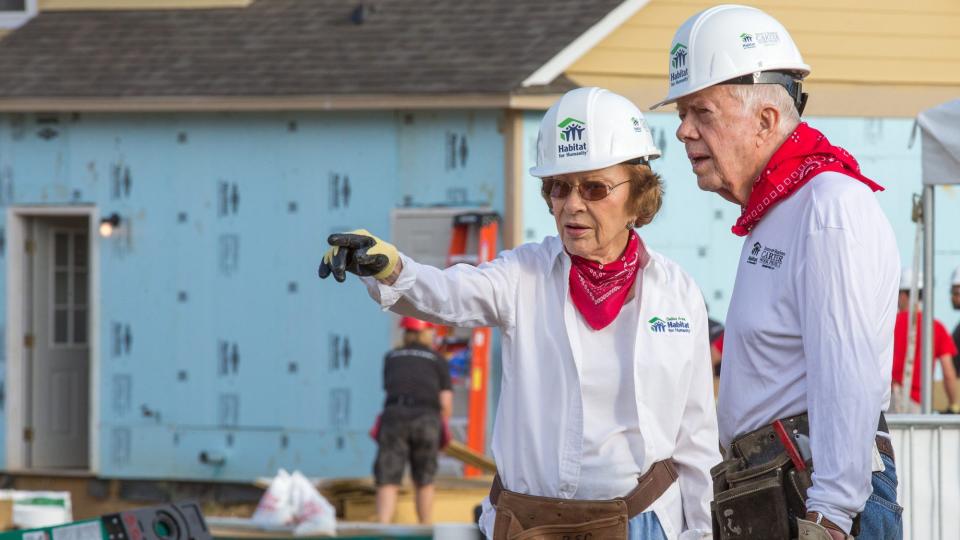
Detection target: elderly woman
<box><xmin>319</xmin><ymin>87</ymin><xmax>719</xmax><ymax>540</ymax></box>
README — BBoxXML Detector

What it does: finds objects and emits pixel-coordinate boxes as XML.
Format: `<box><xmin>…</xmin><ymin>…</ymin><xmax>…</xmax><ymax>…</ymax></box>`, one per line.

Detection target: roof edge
<box><xmin>520</xmin><ymin>0</ymin><xmax>650</xmax><ymax>88</ymax></box>
<box><xmin>0</xmin><ymin>93</ymin><xmax>537</xmax><ymax>112</ymax></box>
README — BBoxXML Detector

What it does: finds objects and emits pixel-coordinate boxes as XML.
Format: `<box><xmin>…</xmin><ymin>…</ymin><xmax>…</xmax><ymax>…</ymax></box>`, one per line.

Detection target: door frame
<box><xmin>6</xmin><ymin>205</ymin><xmax>100</xmax><ymax>473</ymax></box>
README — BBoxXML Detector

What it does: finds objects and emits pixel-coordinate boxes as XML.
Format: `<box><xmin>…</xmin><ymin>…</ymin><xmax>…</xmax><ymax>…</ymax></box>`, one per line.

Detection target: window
<box><xmin>51</xmin><ymin>230</ymin><xmax>88</xmax><ymax>347</ymax></box>
<box><xmin>0</xmin><ymin>0</ymin><xmax>36</xmax><ymax>30</ymax></box>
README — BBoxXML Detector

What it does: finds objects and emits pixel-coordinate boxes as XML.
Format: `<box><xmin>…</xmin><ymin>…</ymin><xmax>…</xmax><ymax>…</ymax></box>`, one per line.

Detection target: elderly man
<box><xmin>652</xmin><ymin>5</ymin><xmax>901</xmax><ymax>540</ymax></box>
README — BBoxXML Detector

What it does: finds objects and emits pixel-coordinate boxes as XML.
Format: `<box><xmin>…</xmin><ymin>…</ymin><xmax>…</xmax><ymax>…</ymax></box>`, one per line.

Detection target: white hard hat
<box><xmin>529</xmin><ymin>87</ymin><xmax>660</xmax><ymax>178</ymax></box>
<box><xmin>951</xmin><ymin>265</ymin><xmax>960</xmax><ymax>286</ymax></box>
<box><xmin>900</xmin><ymin>267</ymin><xmax>923</xmax><ymax>291</ymax></box>
<box><xmin>651</xmin><ymin>4</ymin><xmax>810</xmax><ymax>111</ymax></box>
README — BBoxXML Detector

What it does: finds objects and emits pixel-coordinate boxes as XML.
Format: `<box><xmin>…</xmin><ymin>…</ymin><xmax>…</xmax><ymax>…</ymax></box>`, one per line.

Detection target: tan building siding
<box><xmin>40</xmin><ymin>0</ymin><xmax>251</xmax><ymax>10</ymax></box>
<box><xmin>567</xmin><ymin>0</ymin><xmax>960</xmax><ymax>116</ymax></box>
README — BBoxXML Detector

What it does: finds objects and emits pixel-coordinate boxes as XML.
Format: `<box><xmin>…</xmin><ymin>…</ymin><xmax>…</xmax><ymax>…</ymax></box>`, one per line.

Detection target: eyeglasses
<box><xmin>542</xmin><ymin>178</ymin><xmax>632</xmax><ymax>201</ymax></box>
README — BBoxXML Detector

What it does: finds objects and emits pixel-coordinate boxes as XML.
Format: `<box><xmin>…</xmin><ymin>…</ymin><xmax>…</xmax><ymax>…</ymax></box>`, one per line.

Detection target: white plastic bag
<box><xmin>289</xmin><ymin>471</ymin><xmax>336</xmax><ymax>536</ymax></box>
<box><xmin>251</xmin><ymin>469</ymin><xmax>294</xmax><ymax>527</ymax></box>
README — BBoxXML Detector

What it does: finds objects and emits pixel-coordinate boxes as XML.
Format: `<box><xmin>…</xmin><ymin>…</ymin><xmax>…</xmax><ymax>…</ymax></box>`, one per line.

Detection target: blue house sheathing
<box><xmin>0</xmin><ymin>110</ymin><xmax>506</xmax><ymax>480</ymax></box>
<box><xmin>1</xmin><ymin>109</ymin><xmax>958</xmax><ymax>481</ymax></box>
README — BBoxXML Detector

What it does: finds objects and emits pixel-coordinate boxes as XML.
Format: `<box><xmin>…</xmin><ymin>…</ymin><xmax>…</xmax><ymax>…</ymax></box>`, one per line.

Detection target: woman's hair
<box><xmin>540</xmin><ymin>162</ymin><xmax>663</xmax><ymax>227</ymax></box>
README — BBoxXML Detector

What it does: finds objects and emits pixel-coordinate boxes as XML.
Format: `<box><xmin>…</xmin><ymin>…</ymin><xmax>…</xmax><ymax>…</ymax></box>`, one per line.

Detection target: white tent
<box><xmin>915</xmin><ymin>99</ymin><xmax>960</xmax><ymax>412</ymax></box>
<box><xmin>919</xmin><ymin>100</ymin><xmax>960</xmax><ymax>186</ymax></box>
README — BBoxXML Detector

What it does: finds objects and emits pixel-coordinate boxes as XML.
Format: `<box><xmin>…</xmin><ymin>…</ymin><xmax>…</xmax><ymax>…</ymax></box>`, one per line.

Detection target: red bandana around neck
<box><xmin>732</xmin><ymin>122</ymin><xmax>884</xmax><ymax>236</ymax></box>
<box><xmin>568</xmin><ymin>230</ymin><xmax>646</xmax><ymax>330</ymax></box>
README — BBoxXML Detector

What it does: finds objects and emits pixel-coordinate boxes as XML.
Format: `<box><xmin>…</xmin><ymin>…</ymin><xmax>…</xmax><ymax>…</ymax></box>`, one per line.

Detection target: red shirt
<box><xmin>892</xmin><ymin>311</ymin><xmax>958</xmax><ymax>403</ymax></box>
<box><xmin>712</xmin><ymin>333</ymin><xmax>724</xmax><ymax>354</ymax></box>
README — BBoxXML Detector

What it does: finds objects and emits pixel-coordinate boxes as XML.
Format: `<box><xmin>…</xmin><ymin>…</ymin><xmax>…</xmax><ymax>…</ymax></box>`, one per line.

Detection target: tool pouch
<box><xmin>711</xmin><ymin>458</ymin><xmax>742</xmax><ymax>496</ymax></box>
<box><xmin>714</xmin><ymin>470</ymin><xmax>791</xmax><ymax>540</ymax></box>
<box><xmin>710</xmin><ymin>458</ymin><xmax>741</xmax><ymax>540</ymax></box>
<box><xmin>711</xmin><ymin>501</ymin><xmax>721</xmax><ymax>540</ymax></box>
<box><xmin>786</xmin><ymin>465</ymin><xmax>814</xmax><ymax>517</ymax></box>
<box><xmin>713</xmin><ymin>453</ymin><xmax>794</xmax><ymax>540</ymax></box>
<box><xmin>492</xmin><ymin>490</ymin><xmax>628</xmax><ymax>540</ymax></box>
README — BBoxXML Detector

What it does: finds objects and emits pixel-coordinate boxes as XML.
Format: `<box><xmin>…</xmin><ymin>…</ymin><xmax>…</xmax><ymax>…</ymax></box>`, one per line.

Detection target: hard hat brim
<box><xmin>529</xmin><ymin>151</ymin><xmax>661</xmax><ymax>178</ymax></box>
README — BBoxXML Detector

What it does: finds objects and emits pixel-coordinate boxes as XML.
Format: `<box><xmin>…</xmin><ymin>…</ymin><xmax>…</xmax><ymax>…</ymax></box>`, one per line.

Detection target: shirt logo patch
<box><xmin>746</xmin><ymin>242</ymin><xmax>785</xmax><ymax>270</ymax></box>
<box><xmin>648</xmin><ymin>316</ymin><xmax>691</xmax><ymax>334</ymax></box>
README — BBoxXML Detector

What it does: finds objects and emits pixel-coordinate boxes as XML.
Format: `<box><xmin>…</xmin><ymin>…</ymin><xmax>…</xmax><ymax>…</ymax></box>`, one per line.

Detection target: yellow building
<box><xmin>564</xmin><ymin>0</ymin><xmax>960</xmax><ymax>117</ymax></box>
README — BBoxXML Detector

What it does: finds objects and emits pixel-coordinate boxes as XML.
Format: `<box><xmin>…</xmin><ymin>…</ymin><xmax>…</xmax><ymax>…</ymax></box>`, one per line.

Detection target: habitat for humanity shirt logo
<box><xmin>648</xmin><ymin>316</ymin><xmax>691</xmax><ymax>334</ymax></box>
<box><xmin>746</xmin><ymin>241</ymin><xmax>785</xmax><ymax>270</ymax></box>
<box><xmin>557</xmin><ymin>117</ymin><xmax>587</xmax><ymax>158</ymax></box>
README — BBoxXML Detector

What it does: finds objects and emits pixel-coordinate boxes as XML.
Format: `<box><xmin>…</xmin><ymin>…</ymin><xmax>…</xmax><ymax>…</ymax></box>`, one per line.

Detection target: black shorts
<box><xmin>374</xmin><ymin>408</ymin><xmax>441</xmax><ymax>486</ymax></box>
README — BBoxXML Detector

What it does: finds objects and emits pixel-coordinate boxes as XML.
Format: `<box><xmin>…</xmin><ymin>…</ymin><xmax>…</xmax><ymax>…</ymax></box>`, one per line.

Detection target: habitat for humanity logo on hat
<box><xmin>557</xmin><ymin>117</ymin><xmax>587</xmax><ymax>158</ymax></box>
<box><xmin>669</xmin><ymin>43</ymin><xmax>689</xmax><ymax>86</ymax></box>
<box><xmin>631</xmin><ymin>116</ymin><xmax>650</xmax><ymax>134</ymax></box>
<box><xmin>740</xmin><ymin>32</ymin><xmax>756</xmax><ymax>49</ymax></box>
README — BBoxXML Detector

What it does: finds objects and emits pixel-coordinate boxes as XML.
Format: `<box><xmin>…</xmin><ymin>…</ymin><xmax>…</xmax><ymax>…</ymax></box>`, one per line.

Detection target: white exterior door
<box><xmin>27</xmin><ymin>218</ymin><xmax>90</xmax><ymax>468</ymax></box>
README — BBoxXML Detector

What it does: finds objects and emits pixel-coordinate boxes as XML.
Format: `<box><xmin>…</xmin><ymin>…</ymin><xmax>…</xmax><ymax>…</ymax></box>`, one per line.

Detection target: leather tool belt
<box><xmin>711</xmin><ymin>412</ymin><xmax>892</xmax><ymax>540</ymax></box>
<box><xmin>489</xmin><ymin>459</ymin><xmax>678</xmax><ymax>540</ymax></box>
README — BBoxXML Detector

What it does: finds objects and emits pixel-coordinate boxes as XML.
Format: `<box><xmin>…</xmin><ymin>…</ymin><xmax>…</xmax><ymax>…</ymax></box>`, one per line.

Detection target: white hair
<box><xmin>727</xmin><ymin>84</ymin><xmax>800</xmax><ymax>135</ymax></box>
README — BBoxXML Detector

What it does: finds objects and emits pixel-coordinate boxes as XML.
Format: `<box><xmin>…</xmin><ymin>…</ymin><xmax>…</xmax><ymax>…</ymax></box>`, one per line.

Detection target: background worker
<box><xmin>373</xmin><ymin>317</ymin><xmax>453</xmax><ymax>524</ymax></box>
<box><xmin>654</xmin><ymin>5</ymin><xmax>900</xmax><ymax>539</ymax></box>
<box><xmin>709</xmin><ymin>331</ymin><xmax>723</xmax><ymax>378</ymax></box>
<box><xmin>320</xmin><ymin>87</ymin><xmax>719</xmax><ymax>539</ymax></box>
<box><xmin>892</xmin><ymin>269</ymin><xmax>960</xmax><ymax>414</ymax></box>
<box><xmin>951</xmin><ymin>265</ymin><xmax>960</xmax><ymax>374</ymax></box>
<box><xmin>706</xmin><ymin>306</ymin><xmax>724</xmax><ymax>377</ymax></box>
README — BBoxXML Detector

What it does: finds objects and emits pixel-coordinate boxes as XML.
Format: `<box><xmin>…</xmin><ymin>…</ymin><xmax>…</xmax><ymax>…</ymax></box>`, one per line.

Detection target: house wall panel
<box><xmin>0</xmin><ymin>109</ymin><xmax>506</xmax><ymax>479</ymax></box>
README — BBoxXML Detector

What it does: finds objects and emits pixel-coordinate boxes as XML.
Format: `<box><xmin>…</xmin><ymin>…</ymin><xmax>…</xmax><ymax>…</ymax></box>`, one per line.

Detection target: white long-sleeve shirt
<box><xmin>364</xmin><ymin>236</ymin><xmax>719</xmax><ymax>540</ymax></box>
<box><xmin>718</xmin><ymin>171</ymin><xmax>899</xmax><ymax>532</ymax></box>
<box><xmin>574</xmin><ymin>293</ymin><xmax>647</xmax><ymax>500</ymax></box>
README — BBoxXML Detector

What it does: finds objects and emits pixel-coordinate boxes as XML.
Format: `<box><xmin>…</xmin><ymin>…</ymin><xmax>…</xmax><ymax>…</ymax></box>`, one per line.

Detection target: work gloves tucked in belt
<box><xmin>798</xmin><ymin>513</ymin><xmax>853</xmax><ymax>540</ymax></box>
<box><xmin>318</xmin><ymin>229</ymin><xmax>399</xmax><ymax>282</ymax></box>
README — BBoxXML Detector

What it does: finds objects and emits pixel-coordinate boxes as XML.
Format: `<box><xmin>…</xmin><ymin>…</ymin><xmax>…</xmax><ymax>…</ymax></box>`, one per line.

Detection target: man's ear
<box><xmin>757</xmin><ymin>104</ymin><xmax>781</xmax><ymax>147</ymax></box>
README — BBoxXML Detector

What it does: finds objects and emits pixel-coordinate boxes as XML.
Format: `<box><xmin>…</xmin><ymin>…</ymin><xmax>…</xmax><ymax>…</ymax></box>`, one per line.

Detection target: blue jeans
<box><xmin>856</xmin><ymin>453</ymin><xmax>903</xmax><ymax>539</ymax></box>
<box><xmin>628</xmin><ymin>511</ymin><xmax>667</xmax><ymax>540</ymax></box>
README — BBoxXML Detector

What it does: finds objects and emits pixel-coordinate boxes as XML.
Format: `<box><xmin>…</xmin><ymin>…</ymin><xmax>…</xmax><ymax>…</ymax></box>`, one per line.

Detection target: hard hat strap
<box><xmin>719</xmin><ymin>71</ymin><xmax>808</xmax><ymax>116</ymax></box>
